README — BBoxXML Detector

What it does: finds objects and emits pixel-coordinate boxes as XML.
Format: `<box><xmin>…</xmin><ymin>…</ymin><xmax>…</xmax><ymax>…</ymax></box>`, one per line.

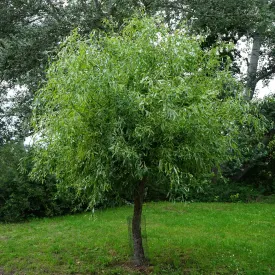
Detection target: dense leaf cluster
<box><xmin>31</xmin><ymin>17</ymin><xmax>261</xmax><ymax>208</ymax></box>
<box><xmin>0</xmin><ymin>142</ymin><xmax>89</xmax><ymax>222</ymax></box>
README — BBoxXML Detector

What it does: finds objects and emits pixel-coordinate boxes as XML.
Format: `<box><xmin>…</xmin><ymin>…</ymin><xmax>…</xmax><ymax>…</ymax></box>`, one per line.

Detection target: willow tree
<box><xmin>32</xmin><ymin>17</ymin><xmax>257</xmax><ymax>266</ymax></box>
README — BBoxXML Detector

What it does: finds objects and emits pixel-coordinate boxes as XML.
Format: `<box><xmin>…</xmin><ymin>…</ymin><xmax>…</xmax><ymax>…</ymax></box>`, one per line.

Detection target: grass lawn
<box><xmin>1</xmin><ymin>202</ymin><xmax>275</xmax><ymax>274</ymax></box>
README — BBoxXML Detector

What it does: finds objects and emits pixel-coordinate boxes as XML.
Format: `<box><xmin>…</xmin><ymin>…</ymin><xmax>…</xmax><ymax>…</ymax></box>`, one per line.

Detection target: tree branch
<box><xmin>256</xmin><ymin>66</ymin><xmax>275</xmax><ymax>83</ymax></box>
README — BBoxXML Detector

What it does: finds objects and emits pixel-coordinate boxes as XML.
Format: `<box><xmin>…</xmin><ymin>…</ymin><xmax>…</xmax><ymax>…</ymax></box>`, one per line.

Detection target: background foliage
<box><xmin>0</xmin><ymin>1</ymin><xmax>275</xmax><ymax>222</ymax></box>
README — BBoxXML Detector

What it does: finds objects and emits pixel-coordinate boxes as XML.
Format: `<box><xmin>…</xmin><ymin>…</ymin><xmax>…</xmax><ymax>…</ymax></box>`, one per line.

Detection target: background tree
<box><xmin>0</xmin><ymin>140</ymin><xmax>93</xmax><ymax>222</ymax></box>
<box><xmin>0</xmin><ymin>0</ymin><xmax>148</xmax><ymax>143</ymax></box>
<box><xmin>144</xmin><ymin>0</ymin><xmax>275</xmax><ymax>99</ymax></box>
<box><xmin>0</xmin><ymin>142</ymin><xmax>57</xmax><ymax>222</ymax></box>
<box><xmin>31</xmin><ymin>17</ymin><xmax>261</xmax><ymax>265</ymax></box>
<box><xmin>170</xmin><ymin>0</ymin><xmax>275</xmax><ymax>183</ymax></box>
<box><xmin>1</xmin><ymin>0</ymin><xmax>274</xmax><ymax>144</ymax></box>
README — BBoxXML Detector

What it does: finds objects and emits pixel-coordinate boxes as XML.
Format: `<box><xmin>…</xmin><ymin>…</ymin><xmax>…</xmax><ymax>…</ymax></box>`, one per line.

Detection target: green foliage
<box><xmin>0</xmin><ymin>142</ymin><xmax>89</xmax><ymax>222</ymax></box>
<box><xmin>169</xmin><ymin>180</ymin><xmax>266</xmax><ymax>203</ymax></box>
<box><xmin>0</xmin><ymin>0</ymin><xmax>146</xmax><ymax>143</ymax></box>
<box><xmin>158</xmin><ymin>170</ymin><xmax>267</xmax><ymax>203</ymax></box>
<box><xmin>32</xmin><ymin>16</ymin><xmax>260</xmax><ymax>207</ymax></box>
<box><xmin>184</xmin><ymin>0</ymin><xmax>268</xmax><ymax>36</ymax></box>
<box><xmin>0</xmin><ymin>143</ymin><xmax>45</xmax><ymax>221</ymax></box>
<box><xmin>185</xmin><ymin>0</ymin><xmax>275</xmax><ymax>82</ymax></box>
<box><xmin>222</xmin><ymin>95</ymin><xmax>275</xmax><ymax>192</ymax></box>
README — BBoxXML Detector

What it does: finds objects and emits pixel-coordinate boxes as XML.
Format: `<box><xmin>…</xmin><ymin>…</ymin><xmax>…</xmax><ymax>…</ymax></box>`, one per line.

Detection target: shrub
<box><xmin>0</xmin><ymin>142</ymin><xmax>89</xmax><ymax>222</ymax></box>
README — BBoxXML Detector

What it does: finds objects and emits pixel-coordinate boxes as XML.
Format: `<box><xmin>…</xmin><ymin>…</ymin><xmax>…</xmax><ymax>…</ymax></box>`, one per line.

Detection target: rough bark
<box><xmin>132</xmin><ymin>177</ymin><xmax>147</xmax><ymax>266</ymax></box>
<box><xmin>245</xmin><ymin>32</ymin><xmax>262</xmax><ymax>100</ymax></box>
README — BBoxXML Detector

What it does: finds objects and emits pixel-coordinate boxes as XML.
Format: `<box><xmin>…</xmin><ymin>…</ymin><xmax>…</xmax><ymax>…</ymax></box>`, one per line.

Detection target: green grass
<box><xmin>1</xmin><ymin>202</ymin><xmax>275</xmax><ymax>274</ymax></box>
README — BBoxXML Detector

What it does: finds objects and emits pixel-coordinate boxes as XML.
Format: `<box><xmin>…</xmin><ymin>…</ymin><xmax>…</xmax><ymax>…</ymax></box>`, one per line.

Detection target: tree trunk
<box><xmin>132</xmin><ymin>177</ymin><xmax>147</xmax><ymax>266</ymax></box>
<box><xmin>245</xmin><ymin>32</ymin><xmax>262</xmax><ymax>100</ymax></box>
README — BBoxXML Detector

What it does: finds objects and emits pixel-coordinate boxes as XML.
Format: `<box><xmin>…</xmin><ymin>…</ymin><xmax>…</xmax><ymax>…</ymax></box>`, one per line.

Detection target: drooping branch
<box><xmin>256</xmin><ymin>66</ymin><xmax>275</xmax><ymax>84</ymax></box>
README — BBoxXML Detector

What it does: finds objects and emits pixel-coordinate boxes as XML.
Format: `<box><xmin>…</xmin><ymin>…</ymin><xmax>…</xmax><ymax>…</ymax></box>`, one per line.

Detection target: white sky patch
<box><xmin>256</xmin><ymin>79</ymin><xmax>275</xmax><ymax>98</ymax></box>
<box><xmin>24</xmin><ymin>135</ymin><xmax>33</xmax><ymax>146</ymax></box>
<box><xmin>1</xmin><ymin>82</ymin><xmax>30</xmax><ymax>143</ymax></box>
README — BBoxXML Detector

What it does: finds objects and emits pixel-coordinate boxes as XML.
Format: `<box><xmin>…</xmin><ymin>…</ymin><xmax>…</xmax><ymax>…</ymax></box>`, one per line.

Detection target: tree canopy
<box><xmin>31</xmin><ymin>16</ymin><xmax>261</xmax><ymax>265</ymax></box>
